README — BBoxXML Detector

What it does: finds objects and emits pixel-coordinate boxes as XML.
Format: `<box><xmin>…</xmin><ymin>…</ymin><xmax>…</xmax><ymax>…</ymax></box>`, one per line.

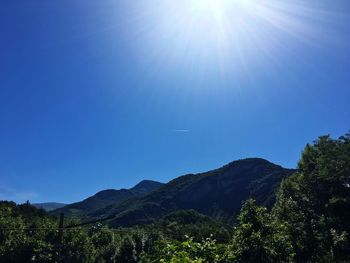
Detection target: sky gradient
<box><xmin>1</xmin><ymin>0</ymin><xmax>350</xmax><ymax>203</ymax></box>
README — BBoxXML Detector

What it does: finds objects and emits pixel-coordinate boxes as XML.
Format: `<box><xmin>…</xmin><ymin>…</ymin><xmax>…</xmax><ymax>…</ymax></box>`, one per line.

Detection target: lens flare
<box><xmin>123</xmin><ymin>0</ymin><xmax>344</xmax><ymax>77</ymax></box>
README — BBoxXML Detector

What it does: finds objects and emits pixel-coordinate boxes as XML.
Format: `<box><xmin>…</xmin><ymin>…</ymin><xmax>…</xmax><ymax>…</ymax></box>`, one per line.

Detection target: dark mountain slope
<box><xmin>32</xmin><ymin>202</ymin><xmax>66</xmax><ymax>211</ymax></box>
<box><xmin>90</xmin><ymin>158</ymin><xmax>295</xmax><ymax>227</ymax></box>
<box><xmin>52</xmin><ymin>180</ymin><xmax>163</xmax><ymax>218</ymax></box>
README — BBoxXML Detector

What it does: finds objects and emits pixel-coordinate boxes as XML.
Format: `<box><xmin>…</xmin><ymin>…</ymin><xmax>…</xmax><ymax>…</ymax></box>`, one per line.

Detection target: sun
<box><xmin>126</xmin><ymin>0</ymin><xmax>330</xmax><ymax>74</ymax></box>
<box><xmin>189</xmin><ymin>0</ymin><xmax>228</xmax><ymax>17</ymax></box>
<box><xmin>182</xmin><ymin>0</ymin><xmax>245</xmax><ymax>27</ymax></box>
<box><xmin>139</xmin><ymin>0</ymin><xmax>254</xmax><ymax>64</ymax></box>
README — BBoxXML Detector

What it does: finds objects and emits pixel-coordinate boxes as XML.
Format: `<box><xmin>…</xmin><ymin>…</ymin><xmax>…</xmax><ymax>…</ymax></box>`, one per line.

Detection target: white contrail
<box><xmin>171</xmin><ymin>129</ymin><xmax>190</xmax><ymax>133</ymax></box>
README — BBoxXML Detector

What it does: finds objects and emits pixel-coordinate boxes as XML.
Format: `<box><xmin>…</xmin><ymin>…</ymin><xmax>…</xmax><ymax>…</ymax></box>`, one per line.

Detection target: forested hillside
<box><xmin>1</xmin><ymin>132</ymin><xmax>349</xmax><ymax>262</ymax></box>
<box><xmin>52</xmin><ymin>180</ymin><xmax>163</xmax><ymax>219</ymax></box>
<box><xmin>50</xmin><ymin>158</ymin><xmax>293</xmax><ymax>227</ymax></box>
<box><xmin>90</xmin><ymin>158</ymin><xmax>294</xmax><ymax>226</ymax></box>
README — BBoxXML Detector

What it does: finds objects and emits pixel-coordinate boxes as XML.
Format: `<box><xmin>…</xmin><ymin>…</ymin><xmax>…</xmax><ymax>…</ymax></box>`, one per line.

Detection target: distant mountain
<box><xmin>88</xmin><ymin>158</ymin><xmax>295</xmax><ymax>227</ymax></box>
<box><xmin>32</xmin><ymin>202</ymin><xmax>66</xmax><ymax>212</ymax></box>
<box><xmin>52</xmin><ymin>180</ymin><xmax>163</xmax><ymax>218</ymax></box>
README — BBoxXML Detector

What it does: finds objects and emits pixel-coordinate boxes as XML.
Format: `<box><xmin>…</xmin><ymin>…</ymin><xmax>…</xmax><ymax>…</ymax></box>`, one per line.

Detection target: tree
<box><xmin>273</xmin><ymin>133</ymin><xmax>350</xmax><ymax>262</ymax></box>
<box><xmin>229</xmin><ymin>199</ymin><xmax>294</xmax><ymax>262</ymax></box>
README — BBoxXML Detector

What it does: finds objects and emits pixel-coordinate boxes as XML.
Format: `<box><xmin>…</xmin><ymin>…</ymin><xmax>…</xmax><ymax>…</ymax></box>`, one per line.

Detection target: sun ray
<box><xmin>121</xmin><ymin>0</ymin><xmax>346</xmax><ymax>85</ymax></box>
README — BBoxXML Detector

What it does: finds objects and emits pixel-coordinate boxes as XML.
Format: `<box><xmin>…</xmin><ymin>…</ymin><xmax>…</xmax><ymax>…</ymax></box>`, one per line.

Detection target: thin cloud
<box><xmin>171</xmin><ymin>129</ymin><xmax>190</xmax><ymax>133</ymax></box>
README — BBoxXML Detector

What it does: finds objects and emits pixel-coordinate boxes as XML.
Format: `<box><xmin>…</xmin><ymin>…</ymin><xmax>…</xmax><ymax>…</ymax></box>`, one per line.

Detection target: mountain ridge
<box><xmin>52</xmin><ymin>180</ymin><xmax>163</xmax><ymax>218</ymax></box>
<box><xmin>87</xmin><ymin>158</ymin><xmax>295</xmax><ymax>226</ymax></box>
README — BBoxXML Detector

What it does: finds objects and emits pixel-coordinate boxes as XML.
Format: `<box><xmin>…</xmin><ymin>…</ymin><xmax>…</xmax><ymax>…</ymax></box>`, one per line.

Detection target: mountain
<box><xmin>32</xmin><ymin>202</ymin><xmax>66</xmax><ymax>212</ymax></box>
<box><xmin>130</xmin><ymin>180</ymin><xmax>164</xmax><ymax>194</ymax></box>
<box><xmin>88</xmin><ymin>158</ymin><xmax>295</xmax><ymax>227</ymax></box>
<box><xmin>52</xmin><ymin>180</ymin><xmax>163</xmax><ymax>218</ymax></box>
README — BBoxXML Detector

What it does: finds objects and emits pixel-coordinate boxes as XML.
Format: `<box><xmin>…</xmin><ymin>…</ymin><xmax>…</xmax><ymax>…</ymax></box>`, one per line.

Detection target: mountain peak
<box><xmin>223</xmin><ymin>158</ymin><xmax>285</xmax><ymax>171</ymax></box>
<box><xmin>130</xmin><ymin>180</ymin><xmax>163</xmax><ymax>194</ymax></box>
<box><xmin>51</xmin><ymin>180</ymin><xmax>163</xmax><ymax>217</ymax></box>
<box><xmin>228</xmin><ymin>157</ymin><xmax>275</xmax><ymax>165</ymax></box>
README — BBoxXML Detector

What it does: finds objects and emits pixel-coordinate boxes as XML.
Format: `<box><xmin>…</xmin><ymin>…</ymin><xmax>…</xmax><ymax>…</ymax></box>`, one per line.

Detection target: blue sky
<box><xmin>1</xmin><ymin>0</ymin><xmax>350</xmax><ymax>203</ymax></box>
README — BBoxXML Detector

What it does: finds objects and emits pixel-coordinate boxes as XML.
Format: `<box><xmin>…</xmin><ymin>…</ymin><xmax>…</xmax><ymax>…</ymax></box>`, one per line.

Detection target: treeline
<box><xmin>1</xmin><ymin>133</ymin><xmax>349</xmax><ymax>262</ymax></box>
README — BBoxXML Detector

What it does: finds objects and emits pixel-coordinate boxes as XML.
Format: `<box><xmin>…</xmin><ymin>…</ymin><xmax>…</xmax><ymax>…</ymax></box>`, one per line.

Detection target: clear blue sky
<box><xmin>1</xmin><ymin>0</ymin><xmax>349</xmax><ymax>203</ymax></box>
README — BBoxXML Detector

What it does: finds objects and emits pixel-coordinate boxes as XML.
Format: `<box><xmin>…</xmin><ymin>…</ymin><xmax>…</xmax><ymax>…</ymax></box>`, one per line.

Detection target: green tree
<box><xmin>229</xmin><ymin>199</ymin><xmax>294</xmax><ymax>262</ymax></box>
<box><xmin>90</xmin><ymin>227</ymin><xmax>120</xmax><ymax>263</ymax></box>
<box><xmin>273</xmin><ymin>133</ymin><xmax>350</xmax><ymax>262</ymax></box>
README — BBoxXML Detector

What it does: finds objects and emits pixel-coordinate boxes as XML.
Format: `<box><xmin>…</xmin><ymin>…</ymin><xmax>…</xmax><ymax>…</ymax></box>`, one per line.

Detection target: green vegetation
<box><xmin>1</xmin><ymin>132</ymin><xmax>349</xmax><ymax>262</ymax></box>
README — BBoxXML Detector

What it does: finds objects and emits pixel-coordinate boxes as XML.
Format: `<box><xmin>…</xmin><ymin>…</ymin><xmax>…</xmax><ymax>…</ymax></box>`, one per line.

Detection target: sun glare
<box><xmin>190</xmin><ymin>0</ymin><xmax>227</xmax><ymax>18</ymax></box>
<box><xmin>126</xmin><ymin>0</ymin><xmax>337</xmax><ymax>74</ymax></box>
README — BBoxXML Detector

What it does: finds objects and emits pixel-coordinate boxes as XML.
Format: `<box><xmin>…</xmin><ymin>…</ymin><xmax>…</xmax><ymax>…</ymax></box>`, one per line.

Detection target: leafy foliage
<box><xmin>0</xmin><ymin>202</ymin><xmax>156</xmax><ymax>263</ymax></box>
<box><xmin>142</xmin><ymin>236</ymin><xmax>229</xmax><ymax>263</ymax></box>
<box><xmin>229</xmin><ymin>199</ymin><xmax>294</xmax><ymax>262</ymax></box>
<box><xmin>146</xmin><ymin>210</ymin><xmax>231</xmax><ymax>243</ymax></box>
<box><xmin>271</xmin><ymin>133</ymin><xmax>350</xmax><ymax>262</ymax></box>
